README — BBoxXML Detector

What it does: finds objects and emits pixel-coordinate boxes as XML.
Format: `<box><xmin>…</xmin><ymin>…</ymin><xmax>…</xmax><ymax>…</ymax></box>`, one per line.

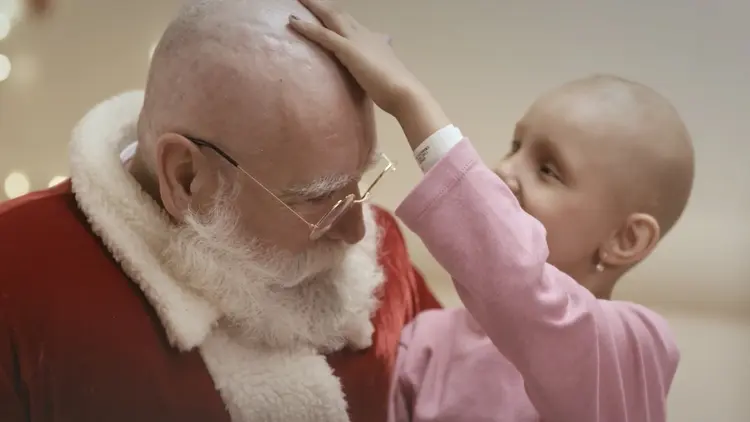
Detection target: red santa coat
<box><xmin>0</xmin><ymin>92</ymin><xmax>440</xmax><ymax>422</ymax></box>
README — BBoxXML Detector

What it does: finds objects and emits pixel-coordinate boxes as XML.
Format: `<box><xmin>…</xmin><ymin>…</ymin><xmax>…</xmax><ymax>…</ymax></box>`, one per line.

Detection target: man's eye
<box><xmin>307</xmin><ymin>191</ymin><xmax>336</xmax><ymax>203</ymax></box>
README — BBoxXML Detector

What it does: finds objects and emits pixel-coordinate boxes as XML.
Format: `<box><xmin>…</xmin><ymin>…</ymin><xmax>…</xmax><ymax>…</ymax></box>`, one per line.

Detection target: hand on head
<box><xmin>140</xmin><ymin>0</ymin><xmax>695</xmax><ymax>301</ymax></box>
<box><xmin>288</xmin><ymin>0</ymin><xmax>419</xmax><ymax>116</ymax></box>
<box><xmin>288</xmin><ymin>0</ymin><xmax>695</xmax><ymax>299</ymax></box>
<box><xmin>288</xmin><ymin>0</ymin><xmax>452</xmax><ymax>148</ymax></box>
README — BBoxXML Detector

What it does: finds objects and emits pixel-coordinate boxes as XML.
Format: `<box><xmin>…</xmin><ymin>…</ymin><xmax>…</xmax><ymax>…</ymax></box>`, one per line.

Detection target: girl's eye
<box><xmin>509</xmin><ymin>140</ymin><xmax>521</xmax><ymax>154</ymax></box>
<box><xmin>540</xmin><ymin>164</ymin><xmax>560</xmax><ymax>181</ymax></box>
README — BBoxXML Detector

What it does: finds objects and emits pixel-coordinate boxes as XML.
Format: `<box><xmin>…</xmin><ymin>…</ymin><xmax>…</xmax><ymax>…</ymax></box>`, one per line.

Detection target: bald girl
<box><xmin>504</xmin><ymin>74</ymin><xmax>695</xmax><ymax>298</ymax></box>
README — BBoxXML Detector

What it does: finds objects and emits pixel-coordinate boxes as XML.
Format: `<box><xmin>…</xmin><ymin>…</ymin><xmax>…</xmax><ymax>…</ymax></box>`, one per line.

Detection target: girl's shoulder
<box><xmin>401</xmin><ymin>307</ymin><xmax>491</xmax><ymax>354</ymax></box>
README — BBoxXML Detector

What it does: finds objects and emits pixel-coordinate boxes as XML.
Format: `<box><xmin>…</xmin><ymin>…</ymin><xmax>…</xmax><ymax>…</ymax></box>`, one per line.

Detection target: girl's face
<box><xmin>493</xmin><ymin>90</ymin><xmax>628</xmax><ymax>283</ymax></box>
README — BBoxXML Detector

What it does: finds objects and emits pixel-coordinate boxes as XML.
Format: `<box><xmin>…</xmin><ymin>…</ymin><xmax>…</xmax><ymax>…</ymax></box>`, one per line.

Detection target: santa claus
<box><xmin>0</xmin><ymin>1</ymin><xmax>440</xmax><ymax>421</ymax></box>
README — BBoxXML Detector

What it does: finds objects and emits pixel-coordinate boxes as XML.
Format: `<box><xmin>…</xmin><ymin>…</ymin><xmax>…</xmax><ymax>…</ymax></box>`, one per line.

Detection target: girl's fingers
<box><xmin>288</xmin><ymin>15</ymin><xmax>349</xmax><ymax>54</ymax></box>
<box><xmin>297</xmin><ymin>0</ymin><xmax>383</xmax><ymax>46</ymax></box>
<box><xmin>297</xmin><ymin>0</ymin><xmax>350</xmax><ymax>36</ymax></box>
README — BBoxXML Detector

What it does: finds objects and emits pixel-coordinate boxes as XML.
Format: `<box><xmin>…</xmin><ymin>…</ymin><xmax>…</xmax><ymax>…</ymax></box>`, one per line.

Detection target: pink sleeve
<box><xmin>395</xmin><ymin>139</ymin><xmax>680</xmax><ymax>422</ymax></box>
<box><xmin>387</xmin><ymin>322</ymin><xmax>419</xmax><ymax>422</ymax></box>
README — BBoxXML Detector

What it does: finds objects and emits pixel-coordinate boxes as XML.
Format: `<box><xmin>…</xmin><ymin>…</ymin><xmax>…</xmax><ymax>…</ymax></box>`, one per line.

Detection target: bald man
<box><xmin>0</xmin><ymin>1</ymin><xmax>440</xmax><ymax>421</ymax></box>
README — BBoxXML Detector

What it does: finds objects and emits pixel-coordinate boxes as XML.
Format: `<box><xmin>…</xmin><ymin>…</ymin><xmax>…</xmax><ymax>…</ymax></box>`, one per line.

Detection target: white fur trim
<box><xmin>69</xmin><ymin>91</ymin><xmax>220</xmax><ymax>350</ymax></box>
<box><xmin>200</xmin><ymin>330</ymin><xmax>349</xmax><ymax>422</ymax></box>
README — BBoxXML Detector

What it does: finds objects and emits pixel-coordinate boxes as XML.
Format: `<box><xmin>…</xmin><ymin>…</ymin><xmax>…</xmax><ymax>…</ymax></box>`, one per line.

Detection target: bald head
<box><xmin>137</xmin><ymin>0</ymin><xmax>368</xmax><ymax>170</ymax></box>
<box><xmin>500</xmin><ymin>74</ymin><xmax>694</xmax><ymax>290</ymax></box>
<box><xmin>133</xmin><ymin>0</ymin><xmax>376</xmax><ymax>253</ymax></box>
<box><xmin>544</xmin><ymin>74</ymin><xmax>695</xmax><ymax>236</ymax></box>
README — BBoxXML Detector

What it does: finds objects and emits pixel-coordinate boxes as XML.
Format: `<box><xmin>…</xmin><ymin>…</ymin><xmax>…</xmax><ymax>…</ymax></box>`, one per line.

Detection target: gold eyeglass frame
<box><xmin>185</xmin><ymin>136</ymin><xmax>396</xmax><ymax>240</ymax></box>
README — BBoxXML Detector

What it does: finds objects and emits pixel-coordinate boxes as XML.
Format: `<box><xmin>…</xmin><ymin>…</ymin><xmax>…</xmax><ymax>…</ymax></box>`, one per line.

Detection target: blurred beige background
<box><xmin>1</xmin><ymin>0</ymin><xmax>748</xmax><ymax>420</ymax></box>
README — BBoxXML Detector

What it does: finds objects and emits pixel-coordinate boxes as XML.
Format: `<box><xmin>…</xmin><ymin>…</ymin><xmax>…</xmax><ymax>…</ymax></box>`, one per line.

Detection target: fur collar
<box><xmin>70</xmin><ymin>91</ymin><xmax>221</xmax><ymax>351</ymax></box>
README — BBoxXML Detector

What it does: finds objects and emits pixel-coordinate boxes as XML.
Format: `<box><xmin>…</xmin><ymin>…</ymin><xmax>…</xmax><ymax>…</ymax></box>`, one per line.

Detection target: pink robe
<box><xmin>390</xmin><ymin>139</ymin><xmax>679</xmax><ymax>422</ymax></box>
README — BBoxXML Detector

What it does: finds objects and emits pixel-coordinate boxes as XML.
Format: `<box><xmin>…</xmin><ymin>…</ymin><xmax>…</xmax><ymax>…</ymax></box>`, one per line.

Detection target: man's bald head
<box><xmin>134</xmin><ymin>0</ymin><xmax>376</xmax><ymax>254</ymax></box>
<box><xmin>137</xmin><ymin>0</ymin><xmax>369</xmax><ymax>171</ymax></box>
<box><xmin>543</xmin><ymin>74</ymin><xmax>695</xmax><ymax>236</ymax></box>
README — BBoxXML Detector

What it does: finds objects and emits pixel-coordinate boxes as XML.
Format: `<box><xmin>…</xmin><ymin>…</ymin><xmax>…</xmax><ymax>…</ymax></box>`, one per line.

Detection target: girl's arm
<box><xmin>395</xmin><ymin>136</ymin><xmax>680</xmax><ymax>422</ymax></box>
<box><xmin>287</xmin><ymin>3</ymin><xmax>679</xmax><ymax>419</ymax></box>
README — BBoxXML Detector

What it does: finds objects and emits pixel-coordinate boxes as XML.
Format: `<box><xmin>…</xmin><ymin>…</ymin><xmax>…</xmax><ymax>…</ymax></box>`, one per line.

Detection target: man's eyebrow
<box><xmin>280</xmin><ymin>150</ymin><xmax>381</xmax><ymax>198</ymax></box>
<box><xmin>280</xmin><ymin>174</ymin><xmax>355</xmax><ymax>198</ymax></box>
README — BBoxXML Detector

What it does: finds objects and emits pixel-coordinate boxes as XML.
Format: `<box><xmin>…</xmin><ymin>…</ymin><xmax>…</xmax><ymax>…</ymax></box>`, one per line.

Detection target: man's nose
<box><xmin>324</xmin><ymin>201</ymin><xmax>366</xmax><ymax>244</ymax></box>
<box><xmin>324</xmin><ymin>183</ymin><xmax>367</xmax><ymax>244</ymax></box>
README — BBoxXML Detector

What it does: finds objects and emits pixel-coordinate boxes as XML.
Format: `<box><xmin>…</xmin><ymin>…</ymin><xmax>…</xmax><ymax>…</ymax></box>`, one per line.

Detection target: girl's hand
<box><xmin>288</xmin><ymin>0</ymin><xmax>451</xmax><ymax>150</ymax></box>
<box><xmin>288</xmin><ymin>0</ymin><xmax>423</xmax><ymax>117</ymax></box>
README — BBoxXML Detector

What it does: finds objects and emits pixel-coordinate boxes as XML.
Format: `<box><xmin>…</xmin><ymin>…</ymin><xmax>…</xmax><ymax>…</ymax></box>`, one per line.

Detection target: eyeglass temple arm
<box><xmin>187</xmin><ymin>136</ymin><xmax>314</xmax><ymax>228</ymax></box>
<box><xmin>186</xmin><ymin>137</ymin><xmax>240</xmax><ymax>167</ymax></box>
<box><xmin>355</xmin><ymin>158</ymin><xmax>396</xmax><ymax>203</ymax></box>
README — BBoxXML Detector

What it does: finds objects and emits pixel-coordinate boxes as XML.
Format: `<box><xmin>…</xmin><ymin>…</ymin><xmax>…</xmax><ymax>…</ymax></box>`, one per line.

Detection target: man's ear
<box><xmin>154</xmin><ymin>134</ymin><xmax>205</xmax><ymax>221</ymax></box>
<box><xmin>599</xmin><ymin>213</ymin><xmax>661</xmax><ymax>269</ymax></box>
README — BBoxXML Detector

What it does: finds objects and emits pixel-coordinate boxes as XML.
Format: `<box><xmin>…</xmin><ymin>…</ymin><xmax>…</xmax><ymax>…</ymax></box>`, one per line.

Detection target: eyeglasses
<box><xmin>185</xmin><ymin>136</ymin><xmax>396</xmax><ymax>240</ymax></box>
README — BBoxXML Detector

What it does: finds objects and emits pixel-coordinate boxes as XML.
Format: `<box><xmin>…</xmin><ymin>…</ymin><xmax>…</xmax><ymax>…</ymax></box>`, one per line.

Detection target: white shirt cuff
<box><xmin>413</xmin><ymin>124</ymin><xmax>464</xmax><ymax>173</ymax></box>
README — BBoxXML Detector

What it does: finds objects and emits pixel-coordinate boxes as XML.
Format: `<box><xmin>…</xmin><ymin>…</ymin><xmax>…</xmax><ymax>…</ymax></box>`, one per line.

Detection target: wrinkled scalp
<box><xmin>134</xmin><ymin>0</ymin><xmax>333</xmax><ymax>172</ymax></box>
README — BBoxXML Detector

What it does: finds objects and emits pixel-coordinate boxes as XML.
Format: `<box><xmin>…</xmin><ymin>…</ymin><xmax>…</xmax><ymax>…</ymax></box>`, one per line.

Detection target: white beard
<box><xmin>166</xmin><ymin>182</ymin><xmax>383</xmax><ymax>422</ymax></box>
<box><xmin>162</xmin><ymin>178</ymin><xmax>383</xmax><ymax>352</ymax></box>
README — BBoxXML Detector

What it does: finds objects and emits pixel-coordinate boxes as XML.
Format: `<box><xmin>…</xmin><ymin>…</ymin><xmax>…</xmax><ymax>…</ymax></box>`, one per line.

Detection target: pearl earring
<box><xmin>596</xmin><ymin>262</ymin><xmax>605</xmax><ymax>272</ymax></box>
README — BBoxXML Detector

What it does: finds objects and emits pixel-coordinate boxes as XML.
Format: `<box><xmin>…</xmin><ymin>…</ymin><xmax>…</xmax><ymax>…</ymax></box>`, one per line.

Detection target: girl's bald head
<box><xmin>499</xmin><ymin>74</ymin><xmax>694</xmax><ymax>295</ymax></box>
<box><xmin>552</xmin><ymin>74</ymin><xmax>695</xmax><ymax>236</ymax></box>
